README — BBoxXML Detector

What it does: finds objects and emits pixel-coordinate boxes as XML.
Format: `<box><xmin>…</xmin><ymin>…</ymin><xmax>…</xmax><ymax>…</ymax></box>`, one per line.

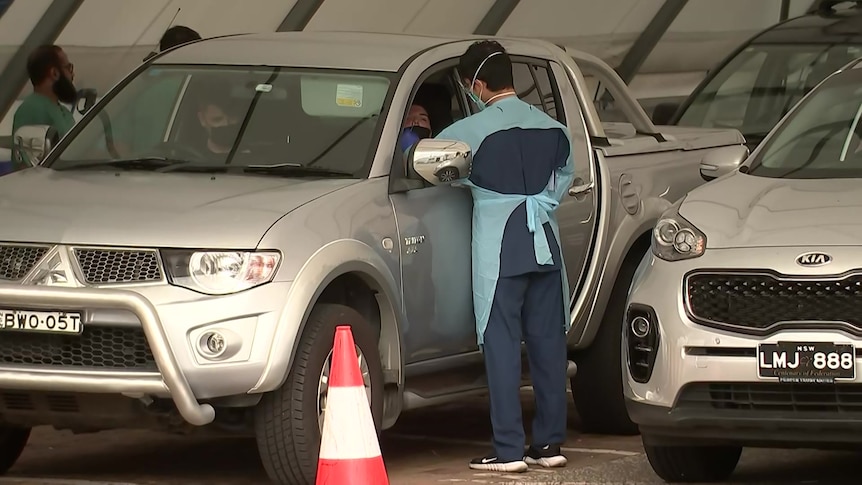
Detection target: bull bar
<box><xmin>0</xmin><ymin>285</ymin><xmax>215</xmax><ymax>426</ymax></box>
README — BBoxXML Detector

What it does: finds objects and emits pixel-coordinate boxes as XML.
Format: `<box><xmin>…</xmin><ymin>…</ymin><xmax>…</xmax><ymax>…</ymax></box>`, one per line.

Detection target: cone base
<box><xmin>316</xmin><ymin>457</ymin><xmax>389</xmax><ymax>485</ymax></box>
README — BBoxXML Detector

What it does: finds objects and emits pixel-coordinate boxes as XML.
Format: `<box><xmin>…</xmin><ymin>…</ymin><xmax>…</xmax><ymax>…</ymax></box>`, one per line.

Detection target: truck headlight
<box><xmin>651</xmin><ymin>206</ymin><xmax>706</xmax><ymax>262</ymax></box>
<box><xmin>161</xmin><ymin>250</ymin><xmax>281</xmax><ymax>295</ymax></box>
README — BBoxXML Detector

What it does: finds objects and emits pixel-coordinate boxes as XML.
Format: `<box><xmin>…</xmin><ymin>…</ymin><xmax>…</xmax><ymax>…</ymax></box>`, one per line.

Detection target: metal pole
<box><xmin>615</xmin><ymin>0</ymin><xmax>689</xmax><ymax>85</ymax></box>
<box><xmin>473</xmin><ymin>0</ymin><xmax>521</xmax><ymax>35</ymax></box>
<box><xmin>277</xmin><ymin>0</ymin><xmax>325</xmax><ymax>31</ymax></box>
<box><xmin>780</xmin><ymin>0</ymin><xmax>791</xmax><ymax>20</ymax></box>
<box><xmin>0</xmin><ymin>0</ymin><xmax>84</xmax><ymax>123</ymax></box>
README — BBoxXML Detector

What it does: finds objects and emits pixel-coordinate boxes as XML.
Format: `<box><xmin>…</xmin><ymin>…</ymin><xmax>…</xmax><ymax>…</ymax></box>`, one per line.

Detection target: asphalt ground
<box><xmin>0</xmin><ymin>390</ymin><xmax>857</xmax><ymax>484</ymax></box>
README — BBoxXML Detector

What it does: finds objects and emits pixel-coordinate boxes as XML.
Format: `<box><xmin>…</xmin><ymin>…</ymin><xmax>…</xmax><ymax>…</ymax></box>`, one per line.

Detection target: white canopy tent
<box><xmin>0</xmin><ymin>0</ymin><xmax>819</xmax><ymax>140</ymax></box>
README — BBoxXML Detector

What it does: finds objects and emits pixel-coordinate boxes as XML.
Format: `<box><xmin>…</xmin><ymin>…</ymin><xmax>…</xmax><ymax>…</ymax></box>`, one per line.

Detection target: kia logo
<box><xmin>796</xmin><ymin>252</ymin><xmax>833</xmax><ymax>267</ymax></box>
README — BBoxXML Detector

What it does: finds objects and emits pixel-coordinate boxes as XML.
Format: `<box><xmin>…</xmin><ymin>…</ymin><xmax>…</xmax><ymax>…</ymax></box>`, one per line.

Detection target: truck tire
<box><xmin>643</xmin><ymin>442</ymin><xmax>742</xmax><ymax>482</ymax></box>
<box><xmin>254</xmin><ymin>303</ymin><xmax>384</xmax><ymax>485</ymax></box>
<box><xmin>570</xmin><ymin>245</ymin><xmax>645</xmax><ymax>435</ymax></box>
<box><xmin>0</xmin><ymin>426</ymin><xmax>30</xmax><ymax>474</ymax></box>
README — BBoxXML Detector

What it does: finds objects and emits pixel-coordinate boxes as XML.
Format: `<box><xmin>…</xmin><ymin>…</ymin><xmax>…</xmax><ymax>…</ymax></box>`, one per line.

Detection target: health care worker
<box><xmin>434</xmin><ymin>40</ymin><xmax>575</xmax><ymax>473</ymax></box>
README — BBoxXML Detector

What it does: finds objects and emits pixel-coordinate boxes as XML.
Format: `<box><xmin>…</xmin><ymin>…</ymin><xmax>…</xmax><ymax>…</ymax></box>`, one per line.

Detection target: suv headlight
<box><xmin>651</xmin><ymin>205</ymin><xmax>706</xmax><ymax>262</ymax></box>
<box><xmin>161</xmin><ymin>250</ymin><xmax>281</xmax><ymax>295</ymax></box>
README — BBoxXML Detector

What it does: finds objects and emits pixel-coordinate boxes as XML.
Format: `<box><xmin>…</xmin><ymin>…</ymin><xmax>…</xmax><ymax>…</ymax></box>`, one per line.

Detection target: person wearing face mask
<box><xmin>194</xmin><ymin>85</ymin><xmax>243</xmax><ymax>157</ymax></box>
<box><xmin>11</xmin><ymin>45</ymin><xmax>77</xmax><ymax>170</ymax></box>
<box><xmin>400</xmin><ymin>102</ymin><xmax>433</xmax><ymax>152</ymax></box>
<box><xmin>434</xmin><ymin>40</ymin><xmax>576</xmax><ymax>473</ymax></box>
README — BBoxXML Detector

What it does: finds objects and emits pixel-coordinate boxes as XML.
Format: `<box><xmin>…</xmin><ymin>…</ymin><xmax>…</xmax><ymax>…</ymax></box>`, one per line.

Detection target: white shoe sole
<box><xmin>469</xmin><ymin>460</ymin><xmax>529</xmax><ymax>473</ymax></box>
<box><xmin>525</xmin><ymin>455</ymin><xmax>568</xmax><ymax>468</ymax></box>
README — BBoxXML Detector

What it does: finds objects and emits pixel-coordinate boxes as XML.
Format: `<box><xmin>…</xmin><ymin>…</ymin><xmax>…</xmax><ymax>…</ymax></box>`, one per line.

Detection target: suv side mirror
<box><xmin>13</xmin><ymin>125</ymin><xmax>58</xmax><ymax>167</ymax></box>
<box><xmin>651</xmin><ymin>101</ymin><xmax>680</xmax><ymax>126</ymax></box>
<box><xmin>76</xmin><ymin>88</ymin><xmax>97</xmax><ymax>115</ymax></box>
<box><xmin>410</xmin><ymin>138</ymin><xmax>472</xmax><ymax>185</ymax></box>
<box><xmin>700</xmin><ymin>144</ymin><xmax>749</xmax><ymax>182</ymax></box>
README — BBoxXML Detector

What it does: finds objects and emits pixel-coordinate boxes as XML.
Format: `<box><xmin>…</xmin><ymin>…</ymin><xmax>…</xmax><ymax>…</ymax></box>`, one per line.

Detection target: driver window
<box><xmin>393</xmin><ymin>60</ymin><xmax>470</xmax><ymax>180</ymax></box>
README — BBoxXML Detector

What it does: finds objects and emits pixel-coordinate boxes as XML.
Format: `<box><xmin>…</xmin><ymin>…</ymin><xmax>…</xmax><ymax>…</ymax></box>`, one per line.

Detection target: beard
<box><xmin>52</xmin><ymin>74</ymin><xmax>77</xmax><ymax>104</ymax></box>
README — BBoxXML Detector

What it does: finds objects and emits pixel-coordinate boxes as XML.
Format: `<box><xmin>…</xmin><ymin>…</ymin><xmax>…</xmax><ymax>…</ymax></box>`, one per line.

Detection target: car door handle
<box><xmin>569</xmin><ymin>181</ymin><xmax>594</xmax><ymax>197</ymax></box>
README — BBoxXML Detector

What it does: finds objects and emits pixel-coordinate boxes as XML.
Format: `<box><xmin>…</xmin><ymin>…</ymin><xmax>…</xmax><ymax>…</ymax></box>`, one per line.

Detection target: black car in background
<box><xmin>653</xmin><ymin>0</ymin><xmax>862</xmax><ymax>149</ymax></box>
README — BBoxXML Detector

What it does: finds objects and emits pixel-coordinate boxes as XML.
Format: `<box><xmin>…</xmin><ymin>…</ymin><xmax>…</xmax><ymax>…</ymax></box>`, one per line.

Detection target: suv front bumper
<box><xmin>0</xmin><ymin>282</ymin><xmax>291</xmax><ymax>426</ymax></box>
<box><xmin>624</xmin><ymin>247</ymin><xmax>862</xmax><ymax>447</ymax></box>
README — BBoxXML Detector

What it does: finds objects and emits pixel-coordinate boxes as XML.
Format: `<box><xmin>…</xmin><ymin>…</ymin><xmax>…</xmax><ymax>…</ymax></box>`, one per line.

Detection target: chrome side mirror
<box><xmin>410</xmin><ymin>138</ymin><xmax>472</xmax><ymax>185</ymax></box>
<box><xmin>700</xmin><ymin>144</ymin><xmax>749</xmax><ymax>182</ymax></box>
<box><xmin>13</xmin><ymin>125</ymin><xmax>58</xmax><ymax>167</ymax></box>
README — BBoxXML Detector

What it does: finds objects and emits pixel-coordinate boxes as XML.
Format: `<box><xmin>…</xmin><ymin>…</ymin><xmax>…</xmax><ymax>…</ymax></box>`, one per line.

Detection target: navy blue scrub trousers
<box><xmin>482</xmin><ymin>268</ymin><xmax>568</xmax><ymax>461</ymax></box>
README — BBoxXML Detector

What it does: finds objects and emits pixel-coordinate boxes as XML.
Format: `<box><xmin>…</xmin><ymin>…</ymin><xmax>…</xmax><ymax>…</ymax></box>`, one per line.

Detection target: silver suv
<box><xmin>625</xmin><ymin>57</ymin><xmax>862</xmax><ymax>482</ymax></box>
<box><xmin>2</xmin><ymin>32</ymin><xmax>744</xmax><ymax>484</ymax></box>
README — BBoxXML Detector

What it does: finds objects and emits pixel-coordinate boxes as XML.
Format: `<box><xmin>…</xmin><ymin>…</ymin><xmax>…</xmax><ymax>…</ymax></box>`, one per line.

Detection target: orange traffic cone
<box><xmin>316</xmin><ymin>325</ymin><xmax>389</xmax><ymax>485</ymax></box>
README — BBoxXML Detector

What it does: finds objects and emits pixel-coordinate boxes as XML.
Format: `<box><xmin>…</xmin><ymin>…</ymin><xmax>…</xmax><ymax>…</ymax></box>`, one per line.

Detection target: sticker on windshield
<box><xmin>256</xmin><ymin>83</ymin><xmax>273</xmax><ymax>93</ymax></box>
<box><xmin>336</xmin><ymin>84</ymin><xmax>363</xmax><ymax>108</ymax></box>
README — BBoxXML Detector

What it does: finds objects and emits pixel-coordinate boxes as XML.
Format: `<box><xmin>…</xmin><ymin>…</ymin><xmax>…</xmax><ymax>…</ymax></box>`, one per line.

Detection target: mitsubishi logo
<box><xmin>20</xmin><ymin>246</ymin><xmax>82</xmax><ymax>287</ymax></box>
<box><xmin>796</xmin><ymin>252</ymin><xmax>833</xmax><ymax>267</ymax></box>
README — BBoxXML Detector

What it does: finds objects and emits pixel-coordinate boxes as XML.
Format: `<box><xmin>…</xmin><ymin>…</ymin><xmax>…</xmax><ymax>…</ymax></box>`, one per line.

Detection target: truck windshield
<box><xmin>676</xmin><ymin>43</ymin><xmax>862</xmax><ymax>145</ymax></box>
<box><xmin>747</xmin><ymin>68</ymin><xmax>862</xmax><ymax>179</ymax></box>
<box><xmin>45</xmin><ymin>65</ymin><xmax>395</xmax><ymax>178</ymax></box>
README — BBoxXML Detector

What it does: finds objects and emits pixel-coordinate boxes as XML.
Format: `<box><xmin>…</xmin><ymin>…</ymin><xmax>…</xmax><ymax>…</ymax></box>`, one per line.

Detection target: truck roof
<box><xmin>153</xmin><ymin>31</ymin><xmax>557</xmax><ymax>72</ymax></box>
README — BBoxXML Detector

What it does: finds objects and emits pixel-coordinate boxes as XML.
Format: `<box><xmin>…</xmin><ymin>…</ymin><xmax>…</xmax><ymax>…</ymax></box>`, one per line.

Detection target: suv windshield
<box><xmin>747</xmin><ymin>67</ymin><xmax>862</xmax><ymax>179</ymax></box>
<box><xmin>676</xmin><ymin>43</ymin><xmax>862</xmax><ymax>144</ymax></box>
<box><xmin>45</xmin><ymin>65</ymin><xmax>394</xmax><ymax>178</ymax></box>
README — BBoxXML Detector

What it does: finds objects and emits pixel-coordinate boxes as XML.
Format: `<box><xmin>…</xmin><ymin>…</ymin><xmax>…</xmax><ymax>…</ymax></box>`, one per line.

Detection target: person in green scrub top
<box><xmin>11</xmin><ymin>45</ymin><xmax>77</xmax><ymax>170</ymax></box>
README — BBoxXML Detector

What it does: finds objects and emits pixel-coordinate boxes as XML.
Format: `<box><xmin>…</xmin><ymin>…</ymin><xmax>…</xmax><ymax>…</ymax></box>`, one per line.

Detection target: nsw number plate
<box><xmin>758</xmin><ymin>342</ymin><xmax>855</xmax><ymax>383</ymax></box>
<box><xmin>0</xmin><ymin>309</ymin><xmax>82</xmax><ymax>335</ymax></box>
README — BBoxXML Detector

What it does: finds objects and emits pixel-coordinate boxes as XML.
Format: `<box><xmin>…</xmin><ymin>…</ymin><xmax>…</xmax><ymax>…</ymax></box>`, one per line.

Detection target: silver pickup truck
<box><xmin>3</xmin><ymin>32</ymin><xmax>744</xmax><ymax>484</ymax></box>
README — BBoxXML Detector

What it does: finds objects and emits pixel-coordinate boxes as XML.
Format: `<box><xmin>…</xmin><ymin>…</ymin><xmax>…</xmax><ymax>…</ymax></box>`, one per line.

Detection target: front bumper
<box><xmin>624</xmin><ymin>246</ymin><xmax>862</xmax><ymax>446</ymax></box>
<box><xmin>0</xmin><ymin>281</ymin><xmax>291</xmax><ymax>427</ymax></box>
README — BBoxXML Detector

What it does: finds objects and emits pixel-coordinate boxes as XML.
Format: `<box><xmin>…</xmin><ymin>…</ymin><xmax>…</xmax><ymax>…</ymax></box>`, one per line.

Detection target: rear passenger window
<box><xmin>512</xmin><ymin>60</ymin><xmax>565</xmax><ymax>124</ymax></box>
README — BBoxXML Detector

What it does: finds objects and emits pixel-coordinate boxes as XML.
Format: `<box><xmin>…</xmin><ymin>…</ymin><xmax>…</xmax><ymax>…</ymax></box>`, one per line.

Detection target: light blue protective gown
<box><xmin>435</xmin><ymin>97</ymin><xmax>576</xmax><ymax>347</ymax></box>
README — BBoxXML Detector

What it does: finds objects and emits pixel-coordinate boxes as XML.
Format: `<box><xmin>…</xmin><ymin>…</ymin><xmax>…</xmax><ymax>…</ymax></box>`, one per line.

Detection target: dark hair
<box><xmin>195</xmin><ymin>78</ymin><xmax>244</xmax><ymax>116</ymax></box>
<box><xmin>458</xmin><ymin>40</ymin><xmax>513</xmax><ymax>91</ymax></box>
<box><xmin>26</xmin><ymin>45</ymin><xmax>64</xmax><ymax>85</ymax></box>
<box><xmin>159</xmin><ymin>25</ymin><xmax>201</xmax><ymax>52</ymax></box>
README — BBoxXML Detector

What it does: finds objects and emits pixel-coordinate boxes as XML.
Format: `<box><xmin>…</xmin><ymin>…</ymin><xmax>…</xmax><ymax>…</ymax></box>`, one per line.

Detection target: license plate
<box><xmin>758</xmin><ymin>342</ymin><xmax>855</xmax><ymax>383</ymax></box>
<box><xmin>0</xmin><ymin>309</ymin><xmax>82</xmax><ymax>335</ymax></box>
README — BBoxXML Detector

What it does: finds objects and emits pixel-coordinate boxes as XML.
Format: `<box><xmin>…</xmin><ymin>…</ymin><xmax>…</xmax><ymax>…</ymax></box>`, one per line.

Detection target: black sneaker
<box><xmin>524</xmin><ymin>444</ymin><xmax>567</xmax><ymax>468</ymax></box>
<box><xmin>468</xmin><ymin>453</ymin><xmax>528</xmax><ymax>472</ymax></box>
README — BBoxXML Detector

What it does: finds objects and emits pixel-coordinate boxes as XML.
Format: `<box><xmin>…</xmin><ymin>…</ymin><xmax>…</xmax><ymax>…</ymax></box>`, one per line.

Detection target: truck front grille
<box><xmin>0</xmin><ymin>326</ymin><xmax>156</xmax><ymax>370</ymax></box>
<box><xmin>685</xmin><ymin>271</ymin><xmax>862</xmax><ymax>335</ymax></box>
<box><xmin>0</xmin><ymin>245</ymin><xmax>50</xmax><ymax>281</ymax></box>
<box><xmin>678</xmin><ymin>382</ymin><xmax>862</xmax><ymax>415</ymax></box>
<box><xmin>73</xmin><ymin>248</ymin><xmax>163</xmax><ymax>284</ymax></box>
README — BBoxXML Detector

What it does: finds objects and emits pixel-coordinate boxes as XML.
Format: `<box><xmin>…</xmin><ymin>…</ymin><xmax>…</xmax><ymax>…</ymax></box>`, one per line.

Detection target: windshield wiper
<box><xmin>54</xmin><ymin>157</ymin><xmax>193</xmax><ymax>171</ymax></box>
<box><xmin>242</xmin><ymin>163</ymin><xmax>355</xmax><ymax>178</ymax></box>
<box><xmin>154</xmin><ymin>161</ymin><xmax>355</xmax><ymax>178</ymax></box>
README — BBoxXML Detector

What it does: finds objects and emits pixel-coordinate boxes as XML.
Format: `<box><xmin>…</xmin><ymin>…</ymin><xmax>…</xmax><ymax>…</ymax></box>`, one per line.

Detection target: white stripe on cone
<box><xmin>319</xmin><ymin>385</ymin><xmax>382</xmax><ymax>460</ymax></box>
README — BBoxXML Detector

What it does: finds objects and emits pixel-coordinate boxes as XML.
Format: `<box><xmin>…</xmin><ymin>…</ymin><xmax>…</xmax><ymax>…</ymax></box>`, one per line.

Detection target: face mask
<box><xmin>466</xmin><ymin>51</ymin><xmax>503</xmax><ymax>111</ymax></box>
<box><xmin>52</xmin><ymin>74</ymin><xmax>77</xmax><ymax>105</ymax></box>
<box><xmin>399</xmin><ymin>126</ymin><xmax>431</xmax><ymax>152</ymax></box>
<box><xmin>209</xmin><ymin>123</ymin><xmax>240</xmax><ymax>148</ymax></box>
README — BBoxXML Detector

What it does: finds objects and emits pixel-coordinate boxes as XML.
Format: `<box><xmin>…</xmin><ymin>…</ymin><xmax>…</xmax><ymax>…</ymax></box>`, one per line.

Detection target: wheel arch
<box><xmin>249</xmin><ymin>239</ymin><xmax>405</xmax><ymax>410</ymax></box>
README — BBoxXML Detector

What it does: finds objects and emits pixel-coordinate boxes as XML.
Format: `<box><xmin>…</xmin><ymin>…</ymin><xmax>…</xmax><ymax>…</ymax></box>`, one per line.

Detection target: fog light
<box><xmin>631</xmin><ymin>316</ymin><xmax>650</xmax><ymax>338</ymax></box>
<box><xmin>200</xmin><ymin>331</ymin><xmax>226</xmax><ymax>357</ymax></box>
<box><xmin>626</xmin><ymin>304</ymin><xmax>660</xmax><ymax>384</ymax></box>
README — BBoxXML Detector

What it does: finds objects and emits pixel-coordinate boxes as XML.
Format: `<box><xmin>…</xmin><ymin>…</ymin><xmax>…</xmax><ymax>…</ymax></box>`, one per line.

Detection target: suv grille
<box><xmin>686</xmin><ymin>271</ymin><xmax>862</xmax><ymax>335</ymax></box>
<box><xmin>0</xmin><ymin>245</ymin><xmax>50</xmax><ymax>281</ymax></box>
<box><xmin>73</xmin><ymin>248</ymin><xmax>163</xmax><ymax>284</ymax></box>
<box><xmin>678</xmin><ymin>382</ymin><xmax>862</xmax><ymax>415</ymax></box>
<box><xmin>0</xmin><ymin>326</ymin><xmax>156</xmax><ymax>370</ymax></box>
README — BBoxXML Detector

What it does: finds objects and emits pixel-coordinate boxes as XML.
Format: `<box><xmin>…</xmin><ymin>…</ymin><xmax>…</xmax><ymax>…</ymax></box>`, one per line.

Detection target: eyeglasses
<box><xmin>59</xmin><ymin>63</ymin><xmax>74</xmax><ymax>74</ymax></box>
